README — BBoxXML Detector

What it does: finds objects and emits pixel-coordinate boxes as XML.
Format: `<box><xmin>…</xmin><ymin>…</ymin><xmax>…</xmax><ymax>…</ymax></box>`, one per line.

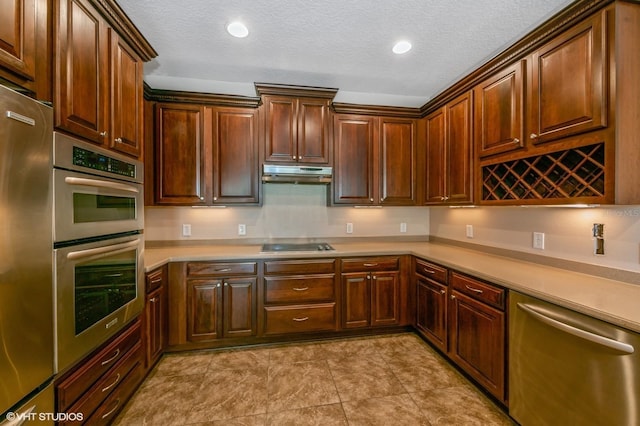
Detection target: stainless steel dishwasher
<box><xmin>509</xmin><ymin>291</ymin><xmax>639</xmax><ymax>426</ymax></box>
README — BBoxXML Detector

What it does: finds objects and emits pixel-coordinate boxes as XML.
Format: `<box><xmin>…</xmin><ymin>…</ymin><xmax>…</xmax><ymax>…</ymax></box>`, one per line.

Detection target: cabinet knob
<box><xmin>199</xmin><ymin>196</ymin><xmax>205</xmax><ymax>201</ymax></box>
<box><xmin>451</xmin><ymin>295</ymin><xmax>456</xmax><ymax>300</ymax></box>
<box><xmin>293</xmin><ymin>155</ymin><xmax>297</xmax><ymax>160</ymax></box>
<box><xmin>149</xmin><ymin>297</ymin><xmax>157</xmax><ymax>303</ymax></box>
<box><xmin>114</xmin><ymin>137</ymin><xmax>123</xmax><ymax>143</ymax></box>
<box><xmin>372</xmin><ymin>275</ymin><xmax>377</xmax><ymax>280</ymax></box>
<box><xmin>370</xmin><ymin>198</ymin><xmax>374</xmax><ymax>202</ymax></box>
<box><xmin>100</xmin><ymin>131</ymin><xmax>108</xmax><ymax>137</ymax></box>
<box><xmin>530</xmin><ymin>133</ymin><xmax>538</xmax><ymax>139</ymax></box>
<box><xmin>224</xmin><ymin>282</ymin><xmax>228</xmax><ymax>287</ymax></box>
<box><xmin>513</xmin><ymin>138</ymin><xmax>520</xmax><ymax>144</ymax></box>
<box><xmin>216</xmin><ymin>283</ymin><xmax>221</xmax><ymax>288</ymax></box>
<box><xmin>440</xmin><ymin>290</ymin><xmax>446</xmax><ymax>295</ymax></box>
<box><xmin>213</xmin><ymin>197</ymin><xmax>217</xmax><ymax>201</ymax></box>
<box><xmin>299</xmin><ymin>156</ymin><xmax>303</xmax><ymax>160</ymax></box>
<box><xmin>367</xmin><ymin>275</ymin><xmax>371</xmax><ymax>279</ymax></box>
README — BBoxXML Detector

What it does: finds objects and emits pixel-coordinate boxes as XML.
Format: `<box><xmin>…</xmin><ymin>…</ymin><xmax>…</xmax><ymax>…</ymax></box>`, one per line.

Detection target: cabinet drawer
<box><xmin>57</xmin><ymin>320</ymin><xmax>141</xmax><ymax>411</ymax></box>
<box><xmin>65</xmin><ymin>342</ymin><xmax>142</xmax><ymax>422</ymax></box>
<box><xmin>341</xmin><ymin>257</ymin><xmax>399</xmax><ymax>272</ymax></box>
<box><xmin>264</xmin><ymin>259</ymin><xmax>336</xmax><ymax>275</ymax></box>
<box><xmin>263</xmin><ymin>303</ymin><xmax>336</xmax><ymax>335</ymax></box>
<box><xmin>450</xmin><ymin>272</ymin><xmax>505</xmax><ymax>310</ymax></box>
<box><xmin>264</xmin><ymin>275</ymin><xmax>335</xmax><ymax>304</ymax></box>
<box><xmin>187</xmin><ymin>262</ymin><xmax>257</xmax><ymax>276</ymax></box>
<box><xmin>415</xmin><ymin>259</ymin><xmax>447</xmax><ymax>284</ymax></box>
<box><xmin>146</xmin><ymin>266</ymin><xmax>166</xmax><ymax>293</ymax></box>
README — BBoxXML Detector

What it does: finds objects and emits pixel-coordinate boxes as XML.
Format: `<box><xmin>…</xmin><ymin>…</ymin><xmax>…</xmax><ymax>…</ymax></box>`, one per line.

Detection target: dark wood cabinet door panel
<box><xmin>155</xmin><ymin>104</ymin><xmax>206</xmax><ymax>204</ymax></box>
<box><xmin>424</xmin><ymin>107</ymin><xmax>446</xmax><ymax>204</ymax></box>
<box><xmin>380</xmin><ymin>118</ymin><xmax>416</xmax><ymax>205</ymax></box>
<box><xmin>342</xmin><ymin>273</ymin><xmax>370</xmax><ymax>328</ymax></box>
<box><xmin>110</xmin><ymin>31</ymin><xmax>143</xmax><ymax>158</ymax></box>
<box><xmin>223</xmin><ymin>277</ymin><xmax>257</xmax><ymax>338</ymax></box>
<box><xmin>187</xmin><ymin>279</ymin><xmax>221</xmax><ymax>342</ymax></box>
<box><xmin>447</xmin><ymin>92</ymin><xmax>473</xmax><ymax>203</ymax></box>
<box><xmin>333</xmin><ymin>115</ymin><xmax>377</xmax><ymax>204</ymax></box>
<box><xmin>475</xmin><ymin>61</ymin><xmax>524</xmax><ymax>158</ymax></box>
<box><xmin>264</xmin><ymin>96</ymin><xmax>296</xmax><ymax>162</ymax></box>
<box><xmin>145</xmin><ymin>286</ymin><xmax>164</xmax><ymax>367</ymax></box>
<box><xmin>55</xmin><ymin>0</ymin><xmax>110</xmax><ymax>144</ymax></box>
<box><xmin>371</xmin><ymin>271</ymin><xmax>399</xmax><ymax>326</ymax></box>
<box><xmin>210</xmin><ymin>107</ymin><xmax>259</xmax><ymax>204</ymax></box>
<box><xmin>0</xmin><ymin>0</ymin><xmax>36</xmax><ymax>80</ymax></box>
<box><xmin>529</xmin><ymin>11</ymin><xmax>607</xmax><ymax>144</ymax></box>
<box><xmin>416</xmin><ymin>277</ymin><xmax>448</xmax><ymax>352</ymax></box>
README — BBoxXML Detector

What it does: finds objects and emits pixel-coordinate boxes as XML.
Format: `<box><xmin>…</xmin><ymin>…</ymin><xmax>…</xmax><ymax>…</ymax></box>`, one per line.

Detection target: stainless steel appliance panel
<box><xmin>509</xmin><ymin>291</ymin><xmax>640</xmax><ymax>426</ymax></box>
<box><xmin>54</xmin><ymin>234</ymin><xmax>144</xmax><ymax>373</ymax></box>
<box><xmin>1</xmin><ymin>383</ymin><xmax>54</xmax><ymax>425</ymax></box>
<box><xmin>0</xmin><ymin>85</ymin><xmax>54</xmax><ymax>415</ymax></box>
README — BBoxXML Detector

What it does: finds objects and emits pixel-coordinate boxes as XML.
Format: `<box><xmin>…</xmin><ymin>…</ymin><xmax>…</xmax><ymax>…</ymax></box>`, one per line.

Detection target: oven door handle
<box><xmin>67</xmin><ymin>239</ymin><xmax>141</xmax><ymax>261</ymax></box>
<box><xmin>64</xmin><ymin>176</ymin><xmax>140</xmax><ymax>193</ymax></box>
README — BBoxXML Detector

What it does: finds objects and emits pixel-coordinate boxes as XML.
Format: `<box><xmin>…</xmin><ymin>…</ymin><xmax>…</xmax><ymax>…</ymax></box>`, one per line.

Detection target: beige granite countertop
<box><xmin>144</xmin><ymin>241</ymin><xmax>640</xmax><ymax>334</ymax></box>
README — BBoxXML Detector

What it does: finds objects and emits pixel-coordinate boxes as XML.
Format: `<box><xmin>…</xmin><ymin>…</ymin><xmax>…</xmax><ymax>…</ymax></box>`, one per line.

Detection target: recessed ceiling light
<box><xmin>392</xmin><ymin>40</ymin><xmax>412</xmax><ymax>54</ymax></box>
<box><xmin>227</xmin><ymin>21</ymin><xmax>249</xmax><ymax>38</ymax></box>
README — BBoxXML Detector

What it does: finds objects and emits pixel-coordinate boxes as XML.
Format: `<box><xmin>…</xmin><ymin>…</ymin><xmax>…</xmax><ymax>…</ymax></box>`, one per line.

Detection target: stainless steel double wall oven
<box><xmin>53</xmin><ymin>132</ymin><xmax>144</xmax><ymax>373</ymax></box>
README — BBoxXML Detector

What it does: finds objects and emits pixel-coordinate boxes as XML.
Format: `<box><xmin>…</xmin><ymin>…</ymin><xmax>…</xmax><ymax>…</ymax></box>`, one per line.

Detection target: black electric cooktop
<box><xmin>260</xmin><ymin>242</ymin><xmax>335</xmax><ymax>253</ymax></box>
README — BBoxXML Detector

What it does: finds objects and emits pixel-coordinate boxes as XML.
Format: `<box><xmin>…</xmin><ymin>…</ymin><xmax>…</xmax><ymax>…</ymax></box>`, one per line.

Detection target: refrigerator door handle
<box><xmin>517</xmin><ymin>302</ymin><xmax>635</xmax><ymax>354</ymax></box>
<box><xmin>5</xmin><ymin>111</ymin><xmax>36</xmax><ymax>126</ymax></box>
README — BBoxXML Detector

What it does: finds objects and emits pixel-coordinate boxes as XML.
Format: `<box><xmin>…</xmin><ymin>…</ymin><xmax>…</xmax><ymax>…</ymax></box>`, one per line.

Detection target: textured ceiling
<box><xmin>118</xmin><ymin>0</ymin><xmax>575</xmax><ymax>107</ymax></box>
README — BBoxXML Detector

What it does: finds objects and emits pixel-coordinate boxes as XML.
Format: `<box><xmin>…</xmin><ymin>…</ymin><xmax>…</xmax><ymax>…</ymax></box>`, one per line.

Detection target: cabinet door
<box><xmin>423</xmin><ymin>107</ymin><xmax>446</xmax><ymax>204</ymax></box>
<box><xmin>264</xmin><ymin>96</ymin><xmax>296</xmax><ymax>162</ymax></box>
<box><xmin>416</xmin><ymin>276</ymin><xmax>448</xmax><ymax>352</ymax></box>
<box><xmin>223</xmin><ymin>277</ymin><xmax>257</xmax><ymax>338</ymax></box>
<box><xmin>110</xmin><ymin>30</ymin><xmax>143</xmax><ymax>158</ymax></box>
<box><xmin>55</xmin><ymin>0</ymin><xmax>109</xmax><ymax>145</ymax></box>
<box><xmin>297</xmin><ymin>98</ymin><xmax>331</xmax><ymax>164</ymax></box>
<box><xmin>475</xmin><ymin>61</ymin><xmax>524</xmax><ymax>158</ymax></box>
<box><xmin>155</xmin><ymin>104</ymin><xmax>207</xmax><ymax>205</ymax></box>
<box><xmin>0</xmin><ymin>0</ymin><xmax>36</xmax><ymax>81</ymax></box>
<box><xmin>371</xmin><ymin>271</ymin><xmax>399</xmax><ymax>327</ymax></box>
<box><xmin>379</xmin><ymin>118</ymin><xmax>416</xmax><ymax>205</ymax></box>
<box><xmin>446</xmin><ymin>92</ymin><xmax>473</xmax><ymax>203</ymax></box>
<box><xmin>333</xmin><ymin>115</ymin><xmax>377</xmax><ymax>205</ymax></box>
<box><xmin>342</xmin><ymin>273</ymin><xmax>370</xmax><ymax>328</ymax></box>
<box><xmin>529</xmin><ymin>11</ymin><xmax>607</xmax><ymax>145</ymax></box>
<box><xmin>145</xmin><ymin>286</ymin><xmax>164</xmax><ymax>367</ymax></box>
<box><xmin>449</xmin><ymin>290</ymin><xmax>505</xmax><ymax>401</ymax></box>
<box><xmin>209</xmin><ymin>107</ymin><xmax>260</xmax><ymax>204</ymax></box>
<box><xmin>187</xmin><ymin>279</ymin><xmax>222</xmax><ymax>342</ymax></box>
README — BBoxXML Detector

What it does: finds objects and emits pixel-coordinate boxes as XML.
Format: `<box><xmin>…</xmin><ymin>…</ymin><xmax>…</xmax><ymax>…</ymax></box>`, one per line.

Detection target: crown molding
<box><xmin>254</xmin><ymin>83</ymin><xmax>339</xmax><ymax>99</ymax></box>
<box><xmin>143</xmin><ymin>83</ymin><xmax>262</xmax><ymax>108</ymax></box>
<box><xmin>332</xmin><ymin>102</ymin><xmax>422</xmax><ymax>118</ymax></box>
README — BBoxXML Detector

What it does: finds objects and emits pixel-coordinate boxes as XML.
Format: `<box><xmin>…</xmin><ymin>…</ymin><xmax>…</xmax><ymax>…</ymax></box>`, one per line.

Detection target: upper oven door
<box><xmin>54</xmin><ymin>168</ymin><xmax>143</xmax><ymax>242</ymax></box>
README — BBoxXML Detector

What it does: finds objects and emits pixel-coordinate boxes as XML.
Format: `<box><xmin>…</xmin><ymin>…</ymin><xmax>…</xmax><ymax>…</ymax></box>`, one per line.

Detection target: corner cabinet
<box><xmin>422</xmin><ymin>91</ymin><xmax>473</xmax><ymax>205</ymax></box>
<box><xmin>54</xmin><ymin>0</ymin><xmax>154</xmax><ymax>158</ymax></box>
<box><xmin>333</xmin><ymin>114</ymin><xmax>417</xmax><ymax>206</ymax></box>
<box><xmin>143</xmin><ymin>266</ymin><xmax>167</xmax><ymax>373</ymax></box>
<box><xmin>151</xmin><ymin>103</ymin><xmax>260</xmax><ymax>206</ymax></box>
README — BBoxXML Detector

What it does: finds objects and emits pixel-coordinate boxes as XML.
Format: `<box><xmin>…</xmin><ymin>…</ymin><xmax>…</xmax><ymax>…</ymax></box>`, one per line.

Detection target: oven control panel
<box><xmin>73</xmin><ymin>146</ymin><xmax>136</xmax><ymax>178</ymax></box>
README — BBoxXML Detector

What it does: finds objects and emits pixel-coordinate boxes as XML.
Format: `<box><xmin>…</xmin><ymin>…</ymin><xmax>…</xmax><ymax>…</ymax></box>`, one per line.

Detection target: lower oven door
<box><xmin>54</xmin><ymin>234</ymin><xmax>144</xmax><ymax>373</ymax></box>
<box><xmin>53</xmin><ymin>168</ymin><xmax>143</xmax><ymax>243</ymax></box>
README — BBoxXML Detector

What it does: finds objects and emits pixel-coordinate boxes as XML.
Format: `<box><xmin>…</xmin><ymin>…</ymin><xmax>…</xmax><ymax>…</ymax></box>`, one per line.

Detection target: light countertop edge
<box><xmin>143</xmin><ymin>241</ymin><xmax>640</xmax><ymax>334</ymax></box>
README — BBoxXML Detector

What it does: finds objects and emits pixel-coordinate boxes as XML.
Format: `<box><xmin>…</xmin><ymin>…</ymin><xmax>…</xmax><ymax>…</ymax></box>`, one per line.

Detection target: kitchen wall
<box><xmin>430</xmin><ymin>206</ymin><xmax>640</xmax><ymax>273</ymax></box>
<box><xmin>145</xmin><ymin>184</ymin><xmax>430</xmax><ymax>241</ymax></box>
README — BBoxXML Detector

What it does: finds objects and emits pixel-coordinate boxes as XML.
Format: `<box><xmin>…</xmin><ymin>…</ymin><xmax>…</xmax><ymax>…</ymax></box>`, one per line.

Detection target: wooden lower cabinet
<box><xmin>144</xmin><ymin>266</ymin><xmax>167</xmax><ymax>373</ymax></box>
<box><xmin>415</xmin><ymin>261</ymin><xmax>448</xmax><ymax>353</ymax></box>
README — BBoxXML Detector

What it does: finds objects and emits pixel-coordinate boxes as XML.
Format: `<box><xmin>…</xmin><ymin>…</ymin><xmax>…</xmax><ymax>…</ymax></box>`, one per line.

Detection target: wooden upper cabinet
<box><xmin>423</xmin><ymin>92</ymin><xmax>473</xmax><ymax>205</ymax></box>
<box><xmin>379</xmin><ymin>118</ymin><xmax>416</xmax><ymax>205</ymax></box>
<box><xmin>55</xmin><ymin>0</ymin><xmax>110</xmax><ymax>145</ymax></box>
<box><xmin>154</xmin><ymin>103</ymin><xmax>206</xmax><ymax>205</ymax></box>
<box><xmin>475</xmin><ymin>60</ymin><xmax>525</xmax><ymax>158</ymax></box>
<box><xmin>263</xmin><ymin>95</ymin><xmax>331</xmax><ymax>164</ymax></box>
<box><xmin>208</xmin><ymin>107</ymin><xmax>260</xmax><ymax>205</ymax></box>
<box><xmin>0</xmin><ymin>0</ymin><xmax>36</xmax><ymax>82</ymax></box>
<box><xmin>110</xmin><ymin>31</ymin><xmax>144</xmax><ymax>158</ymax></box>
<box><xmin>333</xmin><ymin>114</ymin><xmax>377</xmax><ymax>205</ymax></box>
<box><xmin>528</xmin><ymin>11</ymin><xmax>607</xmax><ymax>145</ymax></box>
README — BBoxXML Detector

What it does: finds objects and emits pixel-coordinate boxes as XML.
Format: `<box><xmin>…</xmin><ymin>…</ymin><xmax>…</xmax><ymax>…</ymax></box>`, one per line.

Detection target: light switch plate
<box><xmin>533</xmin><ymin>232</ymin><xmax>545</xmax><ymax>249</ymax></box>
<box><xmin>346</xmin><ymin>223</ymin><xmax>353</xmax><ymax>234</ymax></box>
<box><xmin>466</xmin><ymin>224</ymin><xmax>473</xmax><ymax>238</ymax></box>
<box><xmin>400</xmin><ymin>223</ymin><xmax>407</xmax><ymax>233</ymax></box>
<box><xmin>182</xmin><ymin>224</ymin><xmax>191</xmax><ymax>237</ymax></box>
<box><xmin>238</xmin><ymin>224</ymin><xmax>246</xmax><ymax>236</ymax></box>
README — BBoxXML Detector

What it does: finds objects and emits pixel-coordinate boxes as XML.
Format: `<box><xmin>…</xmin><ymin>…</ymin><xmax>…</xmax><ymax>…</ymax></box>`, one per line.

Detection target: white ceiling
<box><xmin>118</xmin><ymin>0</ymin><xmax>575</xmax><ymax>108</ymax></box>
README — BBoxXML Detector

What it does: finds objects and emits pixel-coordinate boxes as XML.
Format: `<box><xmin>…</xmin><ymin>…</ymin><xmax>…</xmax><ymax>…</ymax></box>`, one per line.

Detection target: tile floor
<box><xmin>114</xmin><ymin>333</ymin><xmax>515</xmax><ymax>425</ymax></box>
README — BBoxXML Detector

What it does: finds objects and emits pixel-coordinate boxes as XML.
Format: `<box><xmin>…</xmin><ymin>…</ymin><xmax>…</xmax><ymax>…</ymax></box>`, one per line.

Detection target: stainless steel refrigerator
<box><xmin>0</xmin><ymin>85</ymin><xmax>55</xmax><ymax>421</ymax></box>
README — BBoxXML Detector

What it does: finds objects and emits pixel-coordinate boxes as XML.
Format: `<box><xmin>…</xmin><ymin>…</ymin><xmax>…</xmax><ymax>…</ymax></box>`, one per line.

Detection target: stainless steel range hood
<box><xmin>262</xmin><ymin>164</ymin><xmax>332</xmax><ymax>184</ymax></box>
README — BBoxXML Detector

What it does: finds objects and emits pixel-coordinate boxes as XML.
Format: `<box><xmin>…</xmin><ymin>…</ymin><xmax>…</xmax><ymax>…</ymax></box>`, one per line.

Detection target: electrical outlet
<box><xmin>400</xmin><ymin>222</ymin><xmax>407</xmax><ymax>233</ymax></box>
<box><xmin>238</xmin><ymin>224</ymin><xmax>246</xmax><ymax>236</ymax></box>
<box><xmin>466</xmin><ymin>224</ymin><xmax>473</xmax><ymax>238</ymax></box>
<box><xmin>182</xmin><ymin>224</ymin><xmax>191</xmax><ymax>237</ymax></box>
<box><xmin>346</xmin><ymin>223</ymin><xmax>353</xmax><ymax>234</ymax></box>
<box><xmin>533</xmin><ymin>232</ymin><xmax>545</xmax><ymax>249</ymax></box>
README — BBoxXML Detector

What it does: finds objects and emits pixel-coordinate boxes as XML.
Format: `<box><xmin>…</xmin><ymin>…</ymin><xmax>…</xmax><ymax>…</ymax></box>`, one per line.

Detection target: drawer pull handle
<box><xmin>292</xmin><ymin>287</ymin><xmax>309</xmax><ymax>291</ymax></box>
<box><xmin>101</xmin><ymin>349</ymin><xmax>120</xmax><ymax>366</ymax></box>
<box><xmin>215</xmin><ymin>268</ymin><xmax>232</xmax><ymax>272</ymax></box>
<box><xmin>101</xmin><ymin>398</ymin><xmax>121</xmax><ymax>419</ymax></box>
<box><xmin>423</xmin><ymin>268</ymin><xmax>436</xmax><ymax>274</ymax></box>
<box><xmin>465</xmin><ymin>285</ymin><xmax>483</xmax><ymax>294</ymax></box>
<box><xmin>363</xmin><ymin>263</ymin><xmax>378</xmax><ymax>267</ymax></box>
<box><xmin>102</xmin><ymin>373</ymin><xmax>121</xmax><ymax>393</ymax></box>
<box><xmin>292</xmin><ymin>317</ymin><xmax>309</xmax><ymax>322</ymax></box>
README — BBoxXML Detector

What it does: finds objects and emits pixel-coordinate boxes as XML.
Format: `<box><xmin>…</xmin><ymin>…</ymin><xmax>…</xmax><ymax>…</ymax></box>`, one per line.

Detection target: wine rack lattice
<box><xmin>482</xmin><ymin>143</ymin><xmax>605</xmax><ymax>201</ymax></box>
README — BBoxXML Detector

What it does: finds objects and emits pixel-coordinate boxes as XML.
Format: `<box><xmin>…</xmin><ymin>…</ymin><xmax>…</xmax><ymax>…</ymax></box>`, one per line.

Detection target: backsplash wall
<box><xmin>145</xmin><ymin>184</ymin><xmax>430</xmax><ymax>241</ymax></box>
<box><xmin>430</xmin><ymin>206</ymin><xmax>640</xmax><ymax>273</ymax></box>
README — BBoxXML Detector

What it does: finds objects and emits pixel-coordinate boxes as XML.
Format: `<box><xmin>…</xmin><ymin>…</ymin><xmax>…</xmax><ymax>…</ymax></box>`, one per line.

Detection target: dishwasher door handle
<box><xmin>517</xmin><ymin>303</ymin><xmax>635</xmax><ymax>354</ymax></box>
